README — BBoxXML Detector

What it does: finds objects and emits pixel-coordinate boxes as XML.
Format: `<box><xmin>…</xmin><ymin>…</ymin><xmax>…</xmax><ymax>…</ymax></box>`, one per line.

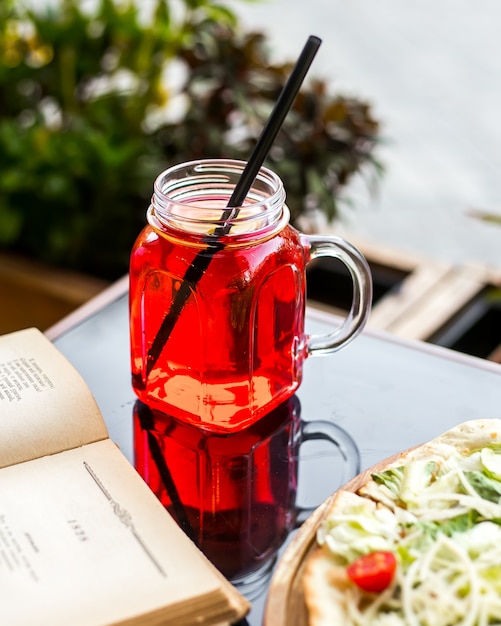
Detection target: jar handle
<box><xmin>294</xmin><ymin>419</ymin><xmax>360</xmax><ymax>526</ymax></box>
<box><xmin>302</xmin><ymin>234</ymin><xmax>373</xmax><ymax>355</ymax></box>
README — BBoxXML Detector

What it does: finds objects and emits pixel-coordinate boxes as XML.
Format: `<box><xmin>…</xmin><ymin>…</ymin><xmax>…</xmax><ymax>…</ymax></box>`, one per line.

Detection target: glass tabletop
<box><xmin>50</xmin><ymin>284</ymin><xmax>501</xmax><ymax>625</ymax></box>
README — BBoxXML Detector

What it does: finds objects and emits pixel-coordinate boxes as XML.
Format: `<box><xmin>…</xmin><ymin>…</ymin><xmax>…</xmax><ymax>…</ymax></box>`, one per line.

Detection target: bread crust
<box><xmin>302</xmin><ymin>418</ymin><xmax>501</xmax><ymax>626</ymax></box>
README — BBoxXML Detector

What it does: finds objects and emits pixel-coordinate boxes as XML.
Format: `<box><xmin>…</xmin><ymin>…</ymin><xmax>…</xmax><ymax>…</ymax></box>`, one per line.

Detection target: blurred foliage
<box><xmin>0</xmin><ymin>0</ymin><xmax>383</xmax><ymax>280</ymax></box>
<box><xmin>470</xmin><ymin>209</ymin><xmax>501</xmax><ymax>226</ymax></box>
<box><xmin>164</xmin><ymin>25</ymin><xmax>383</xmax><ymax>225</ymax></box>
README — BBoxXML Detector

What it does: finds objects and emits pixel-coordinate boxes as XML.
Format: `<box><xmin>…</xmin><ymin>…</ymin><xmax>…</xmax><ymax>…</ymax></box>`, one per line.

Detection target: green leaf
<box><xmin>0</xmin><ymin>203</ymin><xmax>23</xmax><ymax>243</ymax></box>
<box><xmin>464</xmin><ymin>470</ymin><xmax>501</xmax><ymax>503</ymax></box>
<box><xmin>372</xmin><ymin>467</ymin><xmax>405</xmax><ymax>497</ymax></box>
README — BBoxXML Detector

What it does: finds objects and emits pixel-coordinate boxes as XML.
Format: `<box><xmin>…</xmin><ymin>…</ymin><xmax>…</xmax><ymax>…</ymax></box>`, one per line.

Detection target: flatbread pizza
<box><xmin>303</xmin><ymin>419</ymin><xmax>501</xmax><ymax>626</ymax></box>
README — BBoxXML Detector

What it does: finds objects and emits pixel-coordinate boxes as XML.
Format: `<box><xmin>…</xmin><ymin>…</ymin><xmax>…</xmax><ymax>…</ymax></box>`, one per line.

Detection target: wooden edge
<box><xmin>488</xmin><ymin>343</ymin><xmax>501</xmax><ymax>364</ymax></box>
<box><xmin>306</xmin><ymin>307</ymin><xmax>501</xmax><ymax>375</ymax></box>
<box><xmin>0</xmin><ymin>252</ymin><xmax>109</xmax><ymax>304</ymax></box>
<box><xmin>386</xmin><ymin>264</ymin><xmax>487</xmax><ymax>341</ymax></box>
<box><xmin>368</xmin><ymin>261</ymin><xmax>452</xmax><ymax>331</ymax></box>
<box><xmin>263</xmin><ymin>498</ymin><xmax>329</xmax><ymax>626</ymax></box>
<box><xmin>262</xmin><ymin>464</ymin><xmax>387</xmax><ymax>626</ymax></box>
<box><xmin>322</xmin><ymin>228</ymin><xmax>427</xmax><ymax>273</ymax></box>
<box><xmin>45</xmin><ymin>274</ymin><xmax>129</xmax><ymax>341</ymax></box>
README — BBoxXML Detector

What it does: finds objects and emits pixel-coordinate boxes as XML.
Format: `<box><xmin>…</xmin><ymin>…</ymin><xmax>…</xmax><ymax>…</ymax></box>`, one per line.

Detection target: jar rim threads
<box><xmin>151</xmin><ymin>159</ymin><xmax>287</xmax><ymax>239</ymax></box>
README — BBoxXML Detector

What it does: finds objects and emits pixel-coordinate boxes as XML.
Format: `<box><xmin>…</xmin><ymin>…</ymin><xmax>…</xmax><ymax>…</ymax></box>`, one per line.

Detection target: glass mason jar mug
<box><xmin>129</xmin><ymin>159</ymin><xmax>372</xmax><ymax>433</ymax></box>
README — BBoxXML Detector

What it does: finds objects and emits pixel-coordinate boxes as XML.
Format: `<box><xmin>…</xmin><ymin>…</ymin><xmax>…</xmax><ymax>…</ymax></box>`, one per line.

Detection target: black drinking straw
<box><xmin>136</xmin><ymin>402</ymin><xmax>197</xmax><ymax>542</ymax></box>
<box><xmin>146</xmin><ymin>35</ymin><xmax>322</xmax><ymax>376</ymax></box>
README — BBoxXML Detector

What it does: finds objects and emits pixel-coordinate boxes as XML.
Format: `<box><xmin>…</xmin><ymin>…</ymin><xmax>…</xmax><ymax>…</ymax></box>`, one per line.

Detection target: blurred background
<box><xmin>227</xmin><ymin>0</ymin><xmax>501</xmax><ymax>268</ymax></box>
<box><xmin>1</xmin><ymin>0</ymin><xmax>500</xmax><ymax>359</ymax></box>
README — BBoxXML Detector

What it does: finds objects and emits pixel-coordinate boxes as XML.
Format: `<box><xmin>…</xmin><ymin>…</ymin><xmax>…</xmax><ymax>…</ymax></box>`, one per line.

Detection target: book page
<box><xmin>0</xmin><ymin>438</ymin><xmax>249</xmax><ymax>626</ymax></box>
<box><xmin>0</xmin><ymin>328</ymin><xmax>108</xmax><ymax>468</ymax></box>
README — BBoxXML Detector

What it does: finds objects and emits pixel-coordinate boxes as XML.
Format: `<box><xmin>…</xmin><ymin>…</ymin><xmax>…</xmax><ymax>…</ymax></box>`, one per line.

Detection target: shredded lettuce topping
<box><xmin>317</xmin><ymin>445</ymin><xmax>501</xmax><ymax>625</ymax></box>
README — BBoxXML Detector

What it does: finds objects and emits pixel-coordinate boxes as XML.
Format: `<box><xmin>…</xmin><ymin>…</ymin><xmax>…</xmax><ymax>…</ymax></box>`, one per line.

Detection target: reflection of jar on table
<box><xmin>133</xmin><ymin>395</ymin><xmax>359</xmax><ymax>585</ymax></box>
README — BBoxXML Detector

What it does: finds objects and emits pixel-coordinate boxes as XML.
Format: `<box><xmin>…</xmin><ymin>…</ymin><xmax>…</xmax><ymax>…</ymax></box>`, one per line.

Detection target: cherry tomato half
<box><xmin>346</xmin><ymin>551</ymin><xmax>397</xmax><ymax>593</ymax></box>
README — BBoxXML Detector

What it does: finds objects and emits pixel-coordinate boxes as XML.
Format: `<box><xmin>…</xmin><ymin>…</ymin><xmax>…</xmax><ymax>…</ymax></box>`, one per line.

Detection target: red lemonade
<box><xmin>130</xmin><ymin>208</ymin><xmax>307</xmax><ymax>432</ymax></box>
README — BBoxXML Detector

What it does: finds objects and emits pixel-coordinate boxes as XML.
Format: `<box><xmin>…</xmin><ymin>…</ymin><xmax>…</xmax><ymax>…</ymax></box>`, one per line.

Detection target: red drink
<box><xmin>130</xmin><ymin>206</ymin><xmax>306</xmax><ymax>432</ymax></box>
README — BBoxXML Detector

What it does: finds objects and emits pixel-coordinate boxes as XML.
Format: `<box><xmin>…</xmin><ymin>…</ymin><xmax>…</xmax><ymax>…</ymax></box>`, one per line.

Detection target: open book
<box><xmin>0</xmin><ymin>328</ymin><xmax>250</xmax><ymax>626</ymax></box>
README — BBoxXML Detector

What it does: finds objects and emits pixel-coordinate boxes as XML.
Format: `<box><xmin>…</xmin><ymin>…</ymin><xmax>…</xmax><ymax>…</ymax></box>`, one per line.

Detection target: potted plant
<box><xmin>0</xmin><ymin>0</ymin><xmax>382</xmax><ymax>331</ymax></box>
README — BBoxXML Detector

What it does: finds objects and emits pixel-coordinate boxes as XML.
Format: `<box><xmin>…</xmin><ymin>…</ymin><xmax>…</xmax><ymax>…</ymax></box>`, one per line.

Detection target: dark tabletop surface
<box><xmin>49</xmin><ymin>282</ymin><xmax>501</xmax><ymax>625</ymax></box>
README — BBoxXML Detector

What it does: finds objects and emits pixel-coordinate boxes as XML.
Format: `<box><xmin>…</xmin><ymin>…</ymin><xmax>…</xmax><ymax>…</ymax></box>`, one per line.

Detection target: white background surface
<box><xmin>228</xmin><ymin>0</ymin><xmax>501</xmax><ymax>269</ymax></box>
